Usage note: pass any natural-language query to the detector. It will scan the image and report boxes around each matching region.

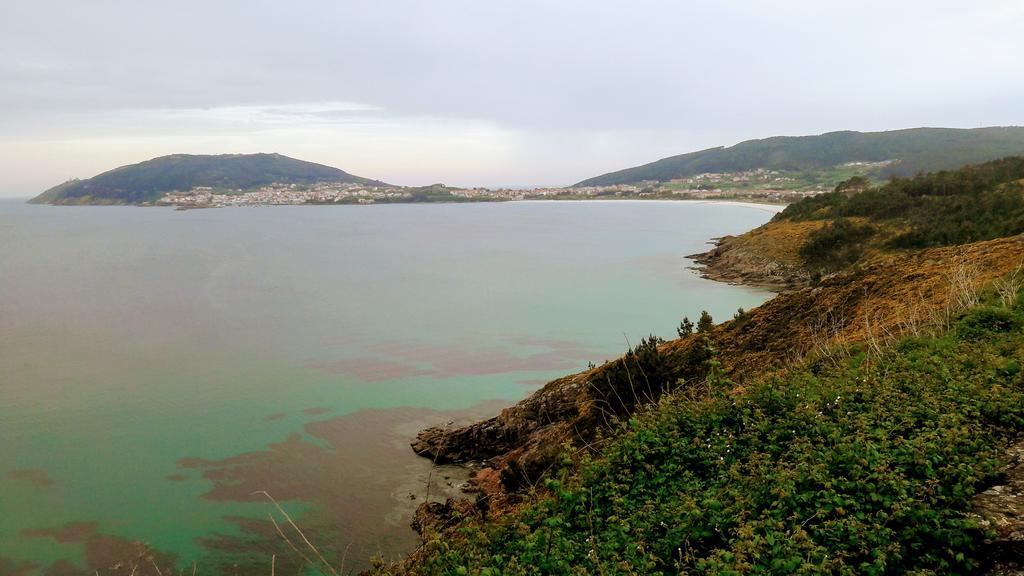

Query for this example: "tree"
[835,175,870,197]
[697,310,714,333]
[677,317,694,337]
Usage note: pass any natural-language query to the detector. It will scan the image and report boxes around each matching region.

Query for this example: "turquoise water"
[0,200,776,574]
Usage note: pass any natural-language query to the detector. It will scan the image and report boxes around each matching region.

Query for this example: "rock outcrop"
[689,234,809,289]
[974,441,1024,574]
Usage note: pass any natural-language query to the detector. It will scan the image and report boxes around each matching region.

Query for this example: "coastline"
[403,210,792,553]
[27,196,793,210]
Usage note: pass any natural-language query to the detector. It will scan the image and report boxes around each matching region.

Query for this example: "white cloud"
[1,0,1023,197]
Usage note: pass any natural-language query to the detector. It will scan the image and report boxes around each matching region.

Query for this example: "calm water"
[0,200,776,574]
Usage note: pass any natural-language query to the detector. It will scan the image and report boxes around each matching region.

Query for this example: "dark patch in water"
[310,357,435,381]
[313,336,597,382]
[196,516,309,575]
[165,473,186,482]
[7,468,55,488]
[177,400,510,572]
[21,521,177,575]
[264,412,286,421]
[0,556,38,576]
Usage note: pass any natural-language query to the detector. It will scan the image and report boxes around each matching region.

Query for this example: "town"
[158,174,833,208]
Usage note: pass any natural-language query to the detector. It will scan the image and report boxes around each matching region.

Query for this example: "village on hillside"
[157,167,850,208]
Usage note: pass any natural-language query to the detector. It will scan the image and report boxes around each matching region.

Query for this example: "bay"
[0,200,777,574]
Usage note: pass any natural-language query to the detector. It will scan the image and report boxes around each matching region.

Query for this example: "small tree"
[697,310,714,333]
[677,317,694,337]
[733,307,752,328]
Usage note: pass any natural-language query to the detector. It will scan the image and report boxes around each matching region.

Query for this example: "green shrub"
[799,218,876,271]
[590,336,672,417]
[955,305,1021,340]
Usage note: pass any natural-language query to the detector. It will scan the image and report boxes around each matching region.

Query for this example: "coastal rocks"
[411,498,478,538]
[689,234,808,290]
[411,371,589,466]
[974,441,1024,573]
[412,416,515,464]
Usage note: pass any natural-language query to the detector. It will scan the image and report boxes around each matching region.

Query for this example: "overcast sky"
[2,0,1023,197]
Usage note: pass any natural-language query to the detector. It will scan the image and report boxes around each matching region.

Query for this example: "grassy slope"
[576,127,1024,187]
[30,153,384,205]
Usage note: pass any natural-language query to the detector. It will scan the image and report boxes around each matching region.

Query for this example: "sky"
[2,0,1023,197]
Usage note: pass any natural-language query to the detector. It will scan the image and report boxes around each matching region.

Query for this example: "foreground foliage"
[412,291,1024,575]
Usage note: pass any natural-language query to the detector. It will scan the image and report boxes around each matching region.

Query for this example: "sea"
[0,199,778,574]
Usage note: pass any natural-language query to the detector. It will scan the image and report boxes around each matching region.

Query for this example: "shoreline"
[22,196,792,210]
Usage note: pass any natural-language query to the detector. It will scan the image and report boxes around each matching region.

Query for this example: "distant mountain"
[30,153,385,204]
[574,127,1024,187]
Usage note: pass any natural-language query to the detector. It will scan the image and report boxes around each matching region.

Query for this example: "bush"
[799,218,875,271]
[955,305,1021,340]
[590,336,672,417]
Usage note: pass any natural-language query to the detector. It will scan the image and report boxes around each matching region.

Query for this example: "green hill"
[30,153,385,204]
[688,156,1024,289]
[575,126,1024,187]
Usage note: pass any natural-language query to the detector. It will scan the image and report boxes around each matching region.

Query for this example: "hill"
[575,126,1024,187]
[692,155,1024,288]
[29,153,384,205]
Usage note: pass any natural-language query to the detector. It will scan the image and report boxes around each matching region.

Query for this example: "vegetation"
[677,317,694,338]
[697,310,715,334]
[798,219,876,271]
[375,184,482,204]
[575,127,1024,187]
[588,336,673,420]
[408,283,1024,575]
[776,156,1024,265]
[29,153,383,204]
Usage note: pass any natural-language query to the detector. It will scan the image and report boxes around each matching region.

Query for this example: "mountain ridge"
[575,126,1024,187]
[30,153,385,205]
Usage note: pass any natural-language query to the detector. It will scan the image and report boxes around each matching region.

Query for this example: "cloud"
[1,0,1023,196]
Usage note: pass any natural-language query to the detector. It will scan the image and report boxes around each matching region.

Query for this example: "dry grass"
[731,219,825,266]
